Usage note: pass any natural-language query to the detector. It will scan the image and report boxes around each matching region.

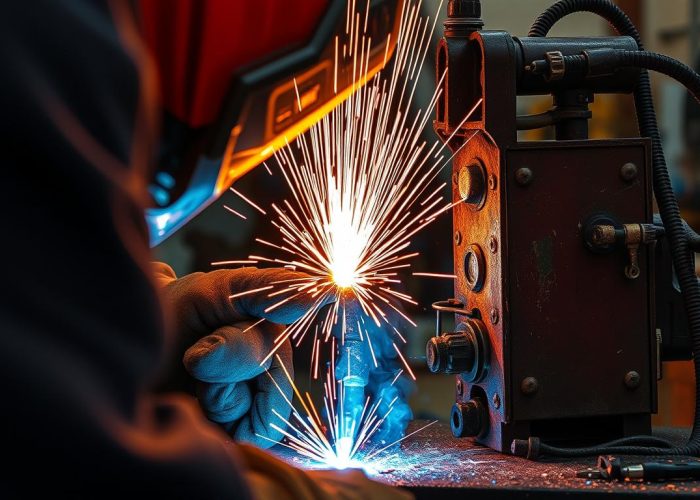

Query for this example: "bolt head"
[620,163,638,182]
[455,231,462,245]
[456,378,464,396]
[489,236,498,253]
[624,370,641,389]
[490,308,500,324]
[521,376,539,395]
[515,167,533,186]
[488,174,497,190]
[492,393,501,409]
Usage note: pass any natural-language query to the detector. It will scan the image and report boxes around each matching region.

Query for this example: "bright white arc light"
[326,185,371,289]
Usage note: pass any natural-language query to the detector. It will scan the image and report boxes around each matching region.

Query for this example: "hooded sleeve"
[0,1,251,496]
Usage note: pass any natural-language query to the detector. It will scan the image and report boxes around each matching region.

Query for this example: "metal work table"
[273,421,700,498]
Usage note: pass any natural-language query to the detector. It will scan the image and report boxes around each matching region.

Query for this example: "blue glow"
[149,185,170,206]
[156,171,176,189]
[146,157,222,246]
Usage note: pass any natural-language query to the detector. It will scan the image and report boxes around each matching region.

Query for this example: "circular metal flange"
[458,160,487,210]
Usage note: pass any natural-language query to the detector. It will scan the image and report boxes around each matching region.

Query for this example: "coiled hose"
[520,0,700,458]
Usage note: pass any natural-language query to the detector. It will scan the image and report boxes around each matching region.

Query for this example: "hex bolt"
[624,370,641,390]
[620,163,638,182]
[488,174,497,190]
[492,393,501,409]
[490,308,500,325]
[489,236,498,253]
[455,231,462,245]
[515,167,533,186]
[521,376,539,395]
[456,378,464,396]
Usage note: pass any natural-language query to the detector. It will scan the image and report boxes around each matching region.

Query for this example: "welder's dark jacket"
[0,2,252,497]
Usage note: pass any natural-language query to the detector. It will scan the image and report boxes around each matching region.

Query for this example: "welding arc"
[520,0,700,459]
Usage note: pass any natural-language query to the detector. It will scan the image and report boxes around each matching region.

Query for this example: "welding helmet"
[138,0,401,245]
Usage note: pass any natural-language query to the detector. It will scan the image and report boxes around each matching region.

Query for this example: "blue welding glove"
[154,263,329,449]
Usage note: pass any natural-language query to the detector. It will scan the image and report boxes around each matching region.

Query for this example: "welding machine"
[425,0,700,458]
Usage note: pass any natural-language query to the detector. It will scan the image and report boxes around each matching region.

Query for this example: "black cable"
[521,0,700,459]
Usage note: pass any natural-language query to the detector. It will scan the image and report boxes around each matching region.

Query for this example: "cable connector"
[511,437,541,459]
[582,48,623,77]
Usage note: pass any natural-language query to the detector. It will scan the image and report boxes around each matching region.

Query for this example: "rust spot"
[531,237,556,310]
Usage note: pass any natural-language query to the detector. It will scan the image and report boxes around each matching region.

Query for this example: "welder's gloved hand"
[153,262,328,449]
[240,443,414,500]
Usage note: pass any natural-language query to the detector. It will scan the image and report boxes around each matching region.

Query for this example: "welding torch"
[334,294,371,451]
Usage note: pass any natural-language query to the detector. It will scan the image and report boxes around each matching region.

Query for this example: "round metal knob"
[425,318,490,382]
[426,332,475,374]
[451,399,488,438]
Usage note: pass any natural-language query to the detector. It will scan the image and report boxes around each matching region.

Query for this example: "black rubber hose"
[526,0,700,458]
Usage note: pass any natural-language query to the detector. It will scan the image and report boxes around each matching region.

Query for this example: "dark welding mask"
[137,0,401,245]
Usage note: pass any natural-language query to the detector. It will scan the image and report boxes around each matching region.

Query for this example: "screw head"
[455,231,462,245]
[489,236,498,253]
[521,376,539,395]
[456,378,464,396]
[490,308,500,325]
[488,174,497,190]
[492,393,501,409]
[515,167,533,186]
[620,162,638,182]
[624,370,641,390]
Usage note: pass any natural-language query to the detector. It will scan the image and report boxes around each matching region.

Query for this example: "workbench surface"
[272,421,700,498]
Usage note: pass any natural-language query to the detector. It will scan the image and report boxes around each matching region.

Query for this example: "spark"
[211,259,258,266]
[230,187,267,215]
[228,285,274,299]
[223,204,247,220]
[257,354,437,471]
[412,272,457,279]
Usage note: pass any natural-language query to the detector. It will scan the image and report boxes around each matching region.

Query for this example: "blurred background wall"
[155,0,699,428]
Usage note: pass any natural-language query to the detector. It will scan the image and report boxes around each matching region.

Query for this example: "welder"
[0,0,411,498]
